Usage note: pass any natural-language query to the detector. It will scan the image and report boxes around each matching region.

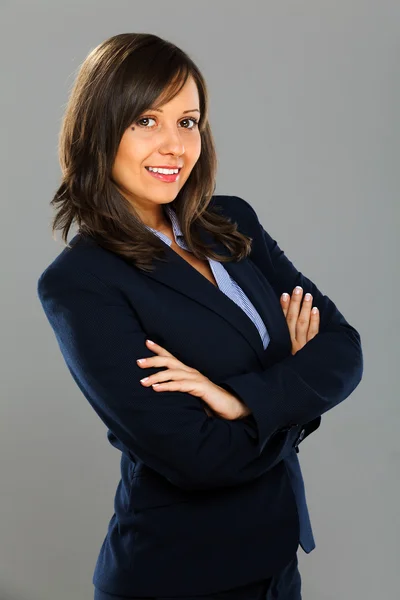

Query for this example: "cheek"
[113,146,142,180]
[121,142,140,166]
[112,156,128,185]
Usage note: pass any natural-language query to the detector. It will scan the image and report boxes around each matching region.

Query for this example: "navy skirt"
[94,552,301,600]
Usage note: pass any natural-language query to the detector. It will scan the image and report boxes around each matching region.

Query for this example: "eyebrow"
[149,108,200,114]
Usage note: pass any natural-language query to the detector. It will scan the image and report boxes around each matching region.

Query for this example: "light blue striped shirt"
[144,203,315,553]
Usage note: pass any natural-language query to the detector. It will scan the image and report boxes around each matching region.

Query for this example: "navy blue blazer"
[37,194,363,598]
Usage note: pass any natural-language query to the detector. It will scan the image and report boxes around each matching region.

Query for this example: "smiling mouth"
[145,167,182,172]
[144,167,182,183]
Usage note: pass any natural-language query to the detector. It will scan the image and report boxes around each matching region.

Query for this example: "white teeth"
[147,167,179,175]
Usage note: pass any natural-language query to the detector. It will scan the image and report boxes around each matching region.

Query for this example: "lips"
[145,166,182,171]
[145,167,181,183]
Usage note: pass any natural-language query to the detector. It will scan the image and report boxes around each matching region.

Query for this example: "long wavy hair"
[50,32,253,272]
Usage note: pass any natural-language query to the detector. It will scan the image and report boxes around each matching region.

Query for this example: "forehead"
[153,75,200,111]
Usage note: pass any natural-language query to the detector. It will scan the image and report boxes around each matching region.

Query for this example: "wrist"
[234,398,252,420]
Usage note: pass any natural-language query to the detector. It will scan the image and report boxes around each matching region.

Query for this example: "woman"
[37,33,363,600]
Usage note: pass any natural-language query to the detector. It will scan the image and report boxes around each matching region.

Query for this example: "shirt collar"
[144,204,183,247]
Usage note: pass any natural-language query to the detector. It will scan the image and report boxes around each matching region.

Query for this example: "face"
[111,75,202,228]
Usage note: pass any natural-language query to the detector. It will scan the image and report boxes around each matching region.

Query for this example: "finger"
[140,368,199,387]
[295,292,313,347]
[307,306,320,341]
[137,355,194,373]
[150,378,205,398]
[145,339,173,357]
[280,293,290,317]
[285,286,303,340]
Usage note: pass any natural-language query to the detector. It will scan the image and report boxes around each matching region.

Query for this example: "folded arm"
[38,265,312,492]
[37,198,362,490]
[218,196,364,452]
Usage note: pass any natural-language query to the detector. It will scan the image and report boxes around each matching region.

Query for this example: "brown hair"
[50,32,253,272]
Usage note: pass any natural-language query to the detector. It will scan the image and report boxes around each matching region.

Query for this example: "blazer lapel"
[142,227,292,369]
[73,224,291,369]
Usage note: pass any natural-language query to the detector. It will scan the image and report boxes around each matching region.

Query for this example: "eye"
[180,117,199,129]
[136,117,157,128]
[135,116,199,130]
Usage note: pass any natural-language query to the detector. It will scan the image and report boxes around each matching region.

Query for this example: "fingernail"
[137,358,146,364]
[147,339,155,345]
[282,293,289,301]
[140,377,149,383]
[304,293,311,301]
[294,286,302,294]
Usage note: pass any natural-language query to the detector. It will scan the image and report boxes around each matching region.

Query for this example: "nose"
[159,123,185,156]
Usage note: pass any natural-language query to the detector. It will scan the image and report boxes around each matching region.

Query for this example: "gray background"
[1,1,398,599]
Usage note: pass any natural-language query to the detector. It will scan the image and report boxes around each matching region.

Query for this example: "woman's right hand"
[280,286,320,355]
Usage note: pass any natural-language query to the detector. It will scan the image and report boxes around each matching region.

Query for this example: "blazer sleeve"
[218,196,364,452]
[37,264,314,492]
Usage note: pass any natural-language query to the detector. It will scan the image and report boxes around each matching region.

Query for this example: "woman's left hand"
[137,339,251,421]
